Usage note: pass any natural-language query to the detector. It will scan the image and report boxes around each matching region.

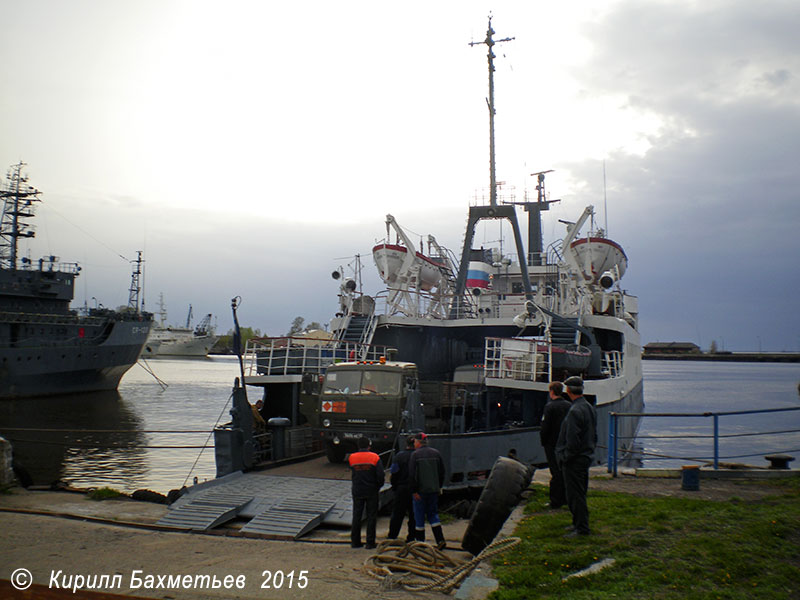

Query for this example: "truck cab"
[317,359,423,463]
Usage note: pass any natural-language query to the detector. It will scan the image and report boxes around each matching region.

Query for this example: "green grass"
[490,476,800,599]
[87,486,124,501]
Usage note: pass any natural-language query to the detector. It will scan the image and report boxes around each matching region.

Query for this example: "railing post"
[713,414,719,470]
[608,413,616,475]
[613,413,619,477]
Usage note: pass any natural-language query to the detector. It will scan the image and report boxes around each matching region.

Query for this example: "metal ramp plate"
[241,498,336,539]
[156,491,254,530]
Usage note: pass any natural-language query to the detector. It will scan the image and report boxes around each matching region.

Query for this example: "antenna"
[603,161,608,234]
[127,251,144,313]
[470,16,514,207]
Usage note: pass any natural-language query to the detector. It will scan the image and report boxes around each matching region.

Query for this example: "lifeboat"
[372,244,446,291]
[569,237,628,284]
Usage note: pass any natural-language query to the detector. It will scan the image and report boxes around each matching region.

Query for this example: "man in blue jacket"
[408,432,446,548]
[556,376,597,536]
[349,436,385,549]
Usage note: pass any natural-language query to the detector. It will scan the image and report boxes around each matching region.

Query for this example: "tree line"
[212,316,324,354]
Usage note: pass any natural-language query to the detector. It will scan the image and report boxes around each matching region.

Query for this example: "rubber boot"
[432,525,446,550]
[415,528,426,542]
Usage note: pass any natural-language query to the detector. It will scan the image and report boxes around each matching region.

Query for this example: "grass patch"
[490,476,800,599]
[88,487,124,501]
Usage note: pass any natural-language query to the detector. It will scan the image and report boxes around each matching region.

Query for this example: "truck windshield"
[322,370,403,395]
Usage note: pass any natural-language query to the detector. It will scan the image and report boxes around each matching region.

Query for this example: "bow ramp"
[157,471,355,539]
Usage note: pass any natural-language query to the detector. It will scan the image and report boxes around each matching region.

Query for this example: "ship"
[0,162,153,399]
[142,297,218,357]
[214,18,643,485]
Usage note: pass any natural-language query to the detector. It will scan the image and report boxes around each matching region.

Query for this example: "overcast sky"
[2,0,798,351]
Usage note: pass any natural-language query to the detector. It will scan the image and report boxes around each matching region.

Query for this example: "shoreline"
[642,352,800,363]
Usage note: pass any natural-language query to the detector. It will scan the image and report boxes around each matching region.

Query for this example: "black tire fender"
[461,457,533,555]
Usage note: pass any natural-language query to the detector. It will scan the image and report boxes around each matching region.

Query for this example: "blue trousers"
[412,492,440,535]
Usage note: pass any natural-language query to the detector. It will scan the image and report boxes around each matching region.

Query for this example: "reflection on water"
[0,356,241,493]
[0,390,148,488]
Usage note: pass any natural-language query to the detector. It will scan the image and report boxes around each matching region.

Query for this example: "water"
[636,360,800,468]
[1,358,799,493]
[0,357,242,494]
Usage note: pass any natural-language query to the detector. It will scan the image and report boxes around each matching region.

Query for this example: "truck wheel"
[461,457,533,555]
[325,441,346,464]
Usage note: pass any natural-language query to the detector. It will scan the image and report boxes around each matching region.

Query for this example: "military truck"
[317,359,424,463]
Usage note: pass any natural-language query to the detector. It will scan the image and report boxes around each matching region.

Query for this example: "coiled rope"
[364,537,520,594]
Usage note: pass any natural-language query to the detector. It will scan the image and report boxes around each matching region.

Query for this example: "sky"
[1,0,799,351]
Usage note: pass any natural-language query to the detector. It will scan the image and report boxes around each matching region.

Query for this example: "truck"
[317,358,424,463]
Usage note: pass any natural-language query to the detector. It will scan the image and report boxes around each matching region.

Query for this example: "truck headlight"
[323,419,331,427]
[385,420,394,429]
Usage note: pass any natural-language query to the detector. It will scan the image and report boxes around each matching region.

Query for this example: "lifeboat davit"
[372,244,445,291]
[569,237,628,284]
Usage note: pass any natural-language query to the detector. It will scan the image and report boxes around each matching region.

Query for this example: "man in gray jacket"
[555,376,597,536]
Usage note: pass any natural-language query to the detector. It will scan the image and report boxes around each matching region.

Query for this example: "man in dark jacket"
[387,436,416,542]
[348,436,385,549]
[555,376,597,536]
[408,432,446,548]
[540,381,571,509]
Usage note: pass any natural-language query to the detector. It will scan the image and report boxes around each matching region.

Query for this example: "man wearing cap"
[408,432,446,548]
[348,436,385,549]
[540,381,571,509]
[555,376,597,536]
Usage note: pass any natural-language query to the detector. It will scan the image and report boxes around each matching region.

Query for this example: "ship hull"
[143,331,217,357]
[0,320,151,399]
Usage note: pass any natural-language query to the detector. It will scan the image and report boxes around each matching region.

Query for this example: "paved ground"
[2,466,794,599]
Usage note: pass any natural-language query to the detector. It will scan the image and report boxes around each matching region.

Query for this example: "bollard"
[764,454,795,470]
[681,465,700,491]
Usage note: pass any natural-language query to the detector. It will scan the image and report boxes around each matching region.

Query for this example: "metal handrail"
[608,406,800,475]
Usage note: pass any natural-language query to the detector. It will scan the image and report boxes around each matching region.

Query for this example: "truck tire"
[461,457,533,555]
[325,441,346,464]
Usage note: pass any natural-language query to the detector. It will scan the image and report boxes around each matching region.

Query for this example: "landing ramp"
[159,469,387,538]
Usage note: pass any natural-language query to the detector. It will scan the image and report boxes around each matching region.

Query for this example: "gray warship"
[0,162,153,399]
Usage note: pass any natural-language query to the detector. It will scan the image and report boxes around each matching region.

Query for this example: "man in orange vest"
[348,436,385,549]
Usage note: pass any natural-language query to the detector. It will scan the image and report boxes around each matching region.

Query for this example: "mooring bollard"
[764,454,795,470]
[681,465,700,491]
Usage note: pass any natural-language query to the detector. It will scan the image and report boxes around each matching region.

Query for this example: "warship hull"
[0,319,151,399]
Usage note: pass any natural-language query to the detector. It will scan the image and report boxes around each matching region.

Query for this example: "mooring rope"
[363,537,521,593]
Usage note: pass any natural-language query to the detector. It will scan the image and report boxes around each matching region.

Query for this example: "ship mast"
[452,18,533,312]
[0,162,42,270]
[470,17,514,207]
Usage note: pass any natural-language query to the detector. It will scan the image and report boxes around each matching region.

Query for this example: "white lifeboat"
[372,244,445,291]
[569,237,628,284]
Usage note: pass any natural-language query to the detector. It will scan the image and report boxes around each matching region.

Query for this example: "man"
[408,432,446,548]
[555,376,597,537]
[387,437,416,542]
[540,381,571,509]
[348,436,385,549]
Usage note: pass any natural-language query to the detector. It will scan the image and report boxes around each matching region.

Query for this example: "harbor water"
[0,358,798,494]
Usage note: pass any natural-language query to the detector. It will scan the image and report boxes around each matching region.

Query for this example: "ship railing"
[608,407,800,475]
[484,337,550,383]
[602,350,623,377]
[372,286,573,321]
[243,337,390,377]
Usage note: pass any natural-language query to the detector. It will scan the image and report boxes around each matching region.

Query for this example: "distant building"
[643,342,701,356]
